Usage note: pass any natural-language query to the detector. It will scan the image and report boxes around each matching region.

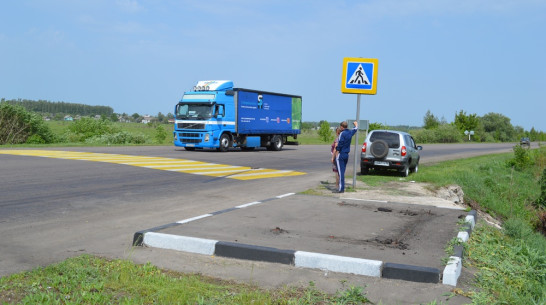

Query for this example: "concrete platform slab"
[134,193,468,283]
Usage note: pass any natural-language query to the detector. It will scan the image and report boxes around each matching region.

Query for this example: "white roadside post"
[341,57,378,189]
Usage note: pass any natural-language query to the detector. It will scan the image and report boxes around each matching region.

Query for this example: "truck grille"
[180,133,200,138]
[178,132,201,144]
[178,123,205,129]
[181,139,200,144]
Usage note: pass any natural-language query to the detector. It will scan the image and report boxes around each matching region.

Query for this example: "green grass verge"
[0,255,370,305]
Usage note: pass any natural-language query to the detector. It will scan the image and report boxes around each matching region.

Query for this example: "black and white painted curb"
[133,193,476,286]
[442,210,477,286]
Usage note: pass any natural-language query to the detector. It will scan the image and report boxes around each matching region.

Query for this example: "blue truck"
[173,80,302,152]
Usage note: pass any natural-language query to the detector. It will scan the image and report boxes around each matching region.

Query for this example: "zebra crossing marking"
[0,150,306,180]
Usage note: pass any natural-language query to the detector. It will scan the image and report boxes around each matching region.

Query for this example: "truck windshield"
[176,103,214,120]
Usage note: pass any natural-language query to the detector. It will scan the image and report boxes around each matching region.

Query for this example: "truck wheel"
[270,135,283,151]
[218,134,231,152]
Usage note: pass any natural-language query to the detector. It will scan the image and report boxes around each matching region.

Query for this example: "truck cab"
[174,80,235,151]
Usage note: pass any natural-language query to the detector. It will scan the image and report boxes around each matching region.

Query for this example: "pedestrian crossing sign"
[341,57,378,94]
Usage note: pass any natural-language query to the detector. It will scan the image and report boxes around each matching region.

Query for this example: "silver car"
[360,130,422,177]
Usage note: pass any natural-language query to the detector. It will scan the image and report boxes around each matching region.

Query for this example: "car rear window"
[369,132,400,148]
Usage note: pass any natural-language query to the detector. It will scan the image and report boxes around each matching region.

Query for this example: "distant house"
[64,115,73,121]
[94,115,101,120]
[142,115,153,124]
[168,118,175,124]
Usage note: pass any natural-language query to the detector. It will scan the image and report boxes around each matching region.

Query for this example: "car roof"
[370,130,410,136]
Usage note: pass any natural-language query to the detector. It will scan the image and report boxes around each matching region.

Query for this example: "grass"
[0,255,370,305]
[44,121,175,146]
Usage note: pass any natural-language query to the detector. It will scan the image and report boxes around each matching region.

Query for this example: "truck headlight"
[204,133,210,142]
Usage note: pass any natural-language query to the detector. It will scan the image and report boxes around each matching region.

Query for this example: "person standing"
[331,127,341,188]
[334,121,358,193]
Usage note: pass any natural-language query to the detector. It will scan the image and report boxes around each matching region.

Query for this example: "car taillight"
[401,146,407,156]
[362,142,367,152]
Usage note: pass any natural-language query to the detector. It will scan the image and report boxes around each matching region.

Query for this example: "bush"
[0,102,56,144]
[154,125,168,144]
[507,145,533,170]
[410,124,462,143]
[84,132,149,145]
[68,117,120,141]
[318,121,332,143]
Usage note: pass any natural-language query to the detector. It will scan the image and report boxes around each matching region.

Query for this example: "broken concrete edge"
[442,209,477,286]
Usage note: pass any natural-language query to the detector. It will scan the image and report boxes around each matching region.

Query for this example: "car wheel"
[361,166,369,175]
[370,140,389,158]
[218,134,231,152]
[400,165,409,177]
[412,163,419,173]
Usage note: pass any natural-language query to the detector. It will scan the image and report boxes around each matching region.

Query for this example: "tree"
[318,120,333,143]
[110,113,119,122]
[423,110,440,130]
[454,110,479,134]
[368,122,386,131]
[301,122,314,131]
[530,127,538,141]
[480,112,516,142]
[157,112,165,123]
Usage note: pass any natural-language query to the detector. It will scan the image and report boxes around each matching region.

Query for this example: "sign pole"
[353,94,361,189]
[341,57,377,191]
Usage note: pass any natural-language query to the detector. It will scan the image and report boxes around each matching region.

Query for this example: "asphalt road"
[0,142,525,304]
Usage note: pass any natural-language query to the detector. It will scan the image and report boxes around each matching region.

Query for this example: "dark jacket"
[336,127,357,154]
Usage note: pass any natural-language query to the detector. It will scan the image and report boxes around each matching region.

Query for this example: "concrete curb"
[133,193,477,285]
[442,209,477,286]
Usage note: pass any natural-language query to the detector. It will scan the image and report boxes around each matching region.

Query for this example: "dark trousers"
[335,153,349,191]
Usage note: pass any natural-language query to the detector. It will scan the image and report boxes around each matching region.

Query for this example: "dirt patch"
[318,180,466,210]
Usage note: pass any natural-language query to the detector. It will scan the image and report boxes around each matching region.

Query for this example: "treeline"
[310,110,545,144]
[416,110,545,143]
[1,98,113,117]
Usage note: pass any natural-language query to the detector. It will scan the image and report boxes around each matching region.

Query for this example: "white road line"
[176,214,213,224]
[276,193,295,198]
[236,201,262,208]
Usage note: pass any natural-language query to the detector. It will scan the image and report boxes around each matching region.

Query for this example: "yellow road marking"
[0,150,306,180]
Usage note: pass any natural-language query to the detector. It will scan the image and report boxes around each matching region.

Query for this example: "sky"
[1,0,545,131]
